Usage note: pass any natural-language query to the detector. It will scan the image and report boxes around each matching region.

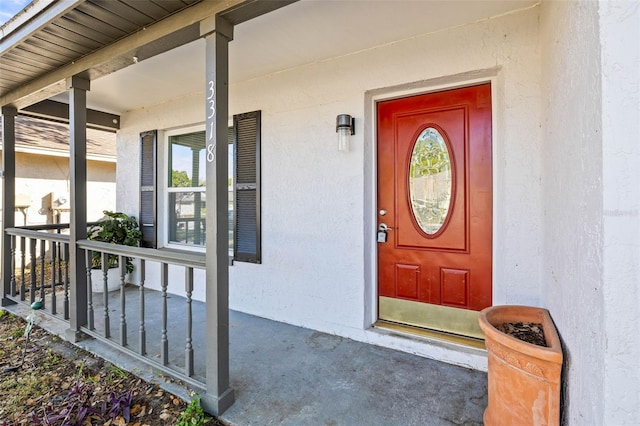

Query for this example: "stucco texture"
[117,6,542,370]
[115,1,640,418]
[541,0,640,423]
[232,6,544,354]
[599,0,640,423]
[0,153,115,225]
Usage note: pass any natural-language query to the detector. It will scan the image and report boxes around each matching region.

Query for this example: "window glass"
[169,132,206,188]
[166,130,234,249]
[409,127,452,235]
[168,131,206,246]
[169,191,206,245]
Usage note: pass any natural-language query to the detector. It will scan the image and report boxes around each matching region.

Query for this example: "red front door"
[377,83,492,337]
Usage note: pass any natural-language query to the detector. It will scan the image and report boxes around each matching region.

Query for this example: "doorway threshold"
[374,319,486,350]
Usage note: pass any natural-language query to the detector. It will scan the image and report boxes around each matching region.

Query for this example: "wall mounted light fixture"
[336,114,355,152]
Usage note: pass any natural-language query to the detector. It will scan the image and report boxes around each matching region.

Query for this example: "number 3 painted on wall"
[207,80,216,119]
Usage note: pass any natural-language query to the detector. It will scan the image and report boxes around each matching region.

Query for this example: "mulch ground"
[0,309,223,425]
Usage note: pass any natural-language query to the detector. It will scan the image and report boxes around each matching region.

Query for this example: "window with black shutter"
[140,112,260,260]
[233,111,261,263]
[140,130,157,248]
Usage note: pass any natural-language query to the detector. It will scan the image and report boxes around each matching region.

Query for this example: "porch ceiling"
[1,0,538,115]
[0,0,203,109]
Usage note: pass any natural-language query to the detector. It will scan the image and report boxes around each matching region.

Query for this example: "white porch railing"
[3,224,207,391]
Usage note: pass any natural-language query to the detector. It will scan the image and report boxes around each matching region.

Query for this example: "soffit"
[60,0,540,114]
[2,0,539,115]
[0,0,201,107]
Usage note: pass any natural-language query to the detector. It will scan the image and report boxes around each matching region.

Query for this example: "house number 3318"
[207,79,216,163]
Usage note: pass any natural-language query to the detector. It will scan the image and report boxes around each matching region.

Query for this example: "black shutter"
[140,130,157,248]
[233,111,261,263]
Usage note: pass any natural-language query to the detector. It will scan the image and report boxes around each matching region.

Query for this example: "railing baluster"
[86,249,93,329]
[9,235,16,297]
[39,239,45,302]
[63,243,70,320]
[57,242,63,289]
[29,238,36,304]
[50,241,57,314]
[5,227,211,390]
[161,262,169,366]
[102,252,110,339]
[119,255,127,347]
[139,259,146,355]
[185,267,194,377]
[19,237,25,301]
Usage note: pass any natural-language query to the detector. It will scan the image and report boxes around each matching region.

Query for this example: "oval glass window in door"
[409,127,452,235]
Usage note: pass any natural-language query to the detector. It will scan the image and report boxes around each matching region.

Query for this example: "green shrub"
[88,211,142,273]
[176,395,206,426]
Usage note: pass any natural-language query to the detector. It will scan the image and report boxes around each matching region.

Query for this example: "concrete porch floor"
[5,286,487,425]
[222,311,487,425]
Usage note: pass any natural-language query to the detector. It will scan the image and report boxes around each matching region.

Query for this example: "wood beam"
[0,0,247,110]
[20,99,120,131]
[220,0,298,24]
[201,15,235,416]
[1,106,17,306]
[65,75,89,341]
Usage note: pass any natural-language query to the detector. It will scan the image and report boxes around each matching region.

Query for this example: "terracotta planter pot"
[479,305,563,426]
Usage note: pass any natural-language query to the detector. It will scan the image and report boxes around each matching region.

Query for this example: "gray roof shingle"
[0,115,115,158]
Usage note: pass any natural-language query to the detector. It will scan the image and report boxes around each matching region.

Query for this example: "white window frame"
[162,124,207,253]
[160,123,234,254]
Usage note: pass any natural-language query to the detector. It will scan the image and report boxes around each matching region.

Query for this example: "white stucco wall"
[540,0,640,423]
[117,6,543,370]
[599,1,640,423]
[540,1,604,423]
[0,153,116,226]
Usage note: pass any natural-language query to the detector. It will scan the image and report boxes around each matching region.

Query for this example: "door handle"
[378,223,393,231]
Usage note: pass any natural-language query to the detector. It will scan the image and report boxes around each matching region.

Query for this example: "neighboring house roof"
[0,115,115,161]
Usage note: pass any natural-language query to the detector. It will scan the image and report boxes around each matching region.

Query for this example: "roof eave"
[0,0,85,56]
[0,0,237,110]
[12,145,116,163]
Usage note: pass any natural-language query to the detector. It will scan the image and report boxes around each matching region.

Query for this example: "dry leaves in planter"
[496,321,547,347]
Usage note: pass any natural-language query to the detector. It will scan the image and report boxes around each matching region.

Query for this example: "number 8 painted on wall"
[207,144,216,162]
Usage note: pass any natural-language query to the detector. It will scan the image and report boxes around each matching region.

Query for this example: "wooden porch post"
[65,75,89,341]
[200,15,235,415]
[1,106,17,306]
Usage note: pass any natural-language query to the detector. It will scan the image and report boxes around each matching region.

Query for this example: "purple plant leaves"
[30,376,136,425]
